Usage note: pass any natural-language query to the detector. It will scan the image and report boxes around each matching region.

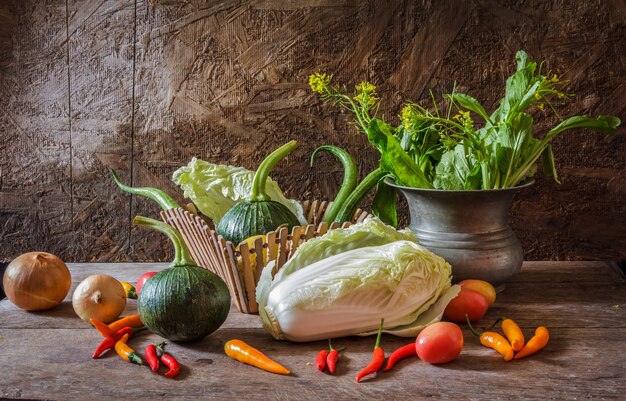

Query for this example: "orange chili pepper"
[514,326,549,360]
[109,314,143,333]
[91,314,144,337]
[467,316,514,361]
[500,317,524,352]
[224,339,290,375]
[114,333,143,365]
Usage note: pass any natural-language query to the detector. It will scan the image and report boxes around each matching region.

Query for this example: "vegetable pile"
[3,49,587,383]
[89,314,182,378]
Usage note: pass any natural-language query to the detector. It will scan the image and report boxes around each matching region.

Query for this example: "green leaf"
[545,115,621,141]
[494,51,537,123]
[372,178,398,228]
[433,144,480,190]
[541,144,560,184]
[367,119,433,188]
[447,93,491,123]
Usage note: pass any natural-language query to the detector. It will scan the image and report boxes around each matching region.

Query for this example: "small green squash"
[217,141,300,245]
[134,216,231,342]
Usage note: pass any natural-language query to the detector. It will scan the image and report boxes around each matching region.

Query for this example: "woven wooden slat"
[238,242,258,314]
[167,201,370,314]
[220,237,249,314]
[253,236,265,285]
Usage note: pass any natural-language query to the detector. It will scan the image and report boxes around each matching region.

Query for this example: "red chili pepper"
[356,319,385,383]
[316,349,328,372]
[157,343,180,378]
[383,342,416,372]
[145,343,160,372]
[161,353,180,378]
[326,340,345,374]
[92,326,133,359]
[326,348,339,373]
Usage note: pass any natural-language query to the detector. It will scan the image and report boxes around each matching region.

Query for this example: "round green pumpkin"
[216,140,301,245]
[138,265,231,342]
[217,200,300,245]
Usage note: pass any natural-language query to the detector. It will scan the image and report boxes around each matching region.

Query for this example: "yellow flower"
[309,72,332,94]
[401,105,413,130]
[537,103,545,111]
[355,81,376,94]
[353,81,378,106]
[550,74,559,83]
[454,110,470,120]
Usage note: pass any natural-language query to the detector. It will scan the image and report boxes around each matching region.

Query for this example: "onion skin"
[72,274,127,323]
[3,252,71,311]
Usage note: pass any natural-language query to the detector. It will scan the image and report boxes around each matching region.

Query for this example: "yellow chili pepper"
[501,318,525,352]
[224,339,290,375]
[467,315,514,361]
[479,331,514,361]
[115,333,143,365]
[514,326,549,360]
[120,281,137,299]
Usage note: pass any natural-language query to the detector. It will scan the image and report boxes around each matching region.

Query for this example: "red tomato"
[135,271,157,296]
[415,322,463,364]
[443,288,489,323]
[458,279,497,305]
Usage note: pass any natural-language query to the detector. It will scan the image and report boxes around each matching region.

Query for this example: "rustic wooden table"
[1,261,625,400]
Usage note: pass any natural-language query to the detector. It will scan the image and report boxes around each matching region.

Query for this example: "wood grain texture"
[0,0,624,263]
[68,0,136,262]
[0,261,625,400]
[0,0,73,259]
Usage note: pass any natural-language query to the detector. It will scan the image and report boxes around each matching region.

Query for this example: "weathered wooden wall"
[0,0,624,263]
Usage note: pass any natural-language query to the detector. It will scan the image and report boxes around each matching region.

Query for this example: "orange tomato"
[458,279,496,305]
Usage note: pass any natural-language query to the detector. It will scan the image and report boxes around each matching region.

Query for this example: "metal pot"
[385,178,534,292]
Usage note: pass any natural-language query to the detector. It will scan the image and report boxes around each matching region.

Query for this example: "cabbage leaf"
[257,232,457,342]
[172,158,305,225]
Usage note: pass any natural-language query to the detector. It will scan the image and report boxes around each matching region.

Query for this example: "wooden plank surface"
[1,261,625,400]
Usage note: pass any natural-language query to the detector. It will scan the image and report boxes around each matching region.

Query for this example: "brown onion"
[3,252,72,311]
[72,274,126,323]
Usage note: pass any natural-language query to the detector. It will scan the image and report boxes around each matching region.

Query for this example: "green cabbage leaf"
[172,158,305,225]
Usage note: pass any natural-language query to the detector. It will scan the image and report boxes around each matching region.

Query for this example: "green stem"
[465,315,482,337]
[327,339,346,352]
[374,318,384,349]
[310,145,358,223]
[324,89,371,134]
[111,170,180,211]
[133,216,195,267]
[251,141,299,202]
[334,168,385,223]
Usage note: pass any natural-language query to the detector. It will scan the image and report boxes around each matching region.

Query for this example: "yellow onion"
[3,252,72,311]
[72,274,126,323]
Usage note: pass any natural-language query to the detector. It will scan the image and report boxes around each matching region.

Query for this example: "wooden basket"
[161,200,370,314]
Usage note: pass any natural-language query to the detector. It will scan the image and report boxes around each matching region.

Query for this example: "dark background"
[0,0,624,264]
